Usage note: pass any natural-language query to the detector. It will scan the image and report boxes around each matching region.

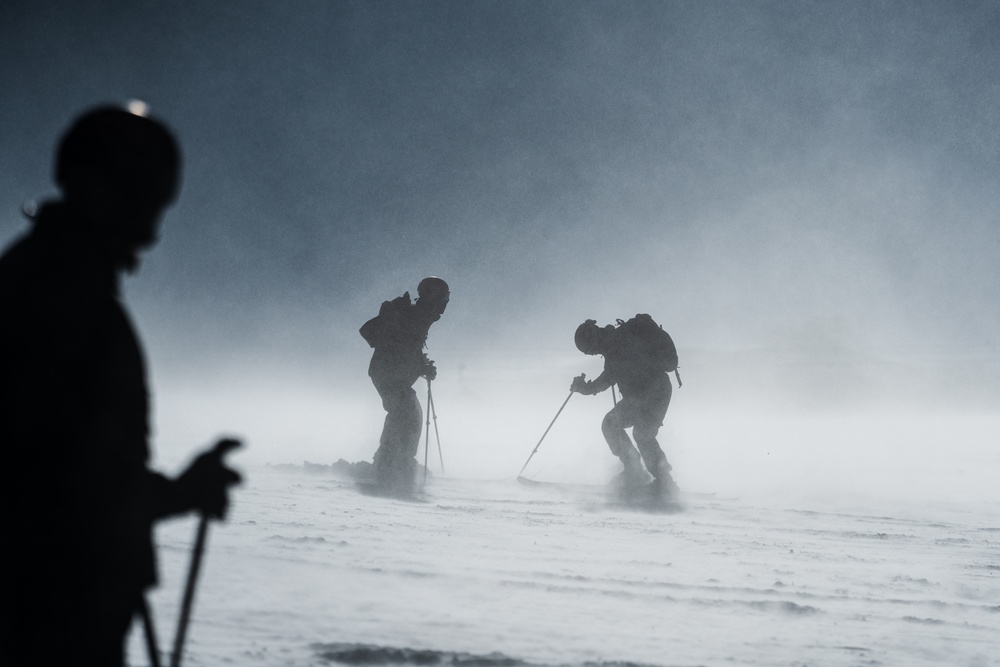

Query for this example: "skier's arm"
[570,370,613,395]
[587,369,615,394]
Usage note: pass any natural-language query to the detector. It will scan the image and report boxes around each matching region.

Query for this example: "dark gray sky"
[2,1,998,465]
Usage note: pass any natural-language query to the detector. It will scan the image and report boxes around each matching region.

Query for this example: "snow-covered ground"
[131,463,1000,667]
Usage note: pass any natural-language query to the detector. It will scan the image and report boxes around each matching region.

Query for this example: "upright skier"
[360,277,449,492]
[570,315,679,494]
[0,103,242,667]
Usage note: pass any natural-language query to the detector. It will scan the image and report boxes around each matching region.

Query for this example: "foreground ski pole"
[171,438,241,667]
[171,515,209,667]
[140,597,163,667]
[517,390,574,478]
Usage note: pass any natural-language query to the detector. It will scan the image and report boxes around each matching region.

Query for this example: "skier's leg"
[400,386,423,460]
[603,402,644,483]
[374,384,422,490]
[633,379,677,493]
[632,422,669,478]
[372,380,410,486]
[390,386,422,488]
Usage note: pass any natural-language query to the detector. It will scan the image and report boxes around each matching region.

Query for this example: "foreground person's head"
[56,101,181,270]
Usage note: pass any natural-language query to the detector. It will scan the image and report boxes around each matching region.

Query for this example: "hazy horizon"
[2,1,997,503]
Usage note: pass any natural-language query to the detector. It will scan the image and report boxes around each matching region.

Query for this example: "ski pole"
[517,390,574,478]
[171,515,209,667]
[139,596,163,667]
[611,384,618,406]
[423,380,432,486]
[171,438,240,667]
[428,382,444,473]
[674,369,682,388]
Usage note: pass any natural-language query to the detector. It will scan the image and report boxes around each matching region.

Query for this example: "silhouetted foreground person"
[570,315,680,494]
[0,104,241,667]
[360,277,449,493]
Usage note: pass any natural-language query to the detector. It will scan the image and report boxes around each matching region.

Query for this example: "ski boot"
[373,454,416,497]
[611,447,649,489]
[649,461,680,498]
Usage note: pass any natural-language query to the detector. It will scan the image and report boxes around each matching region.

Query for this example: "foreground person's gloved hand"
[175,438,243,518]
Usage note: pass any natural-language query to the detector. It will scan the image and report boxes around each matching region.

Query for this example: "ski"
[517,476,714,499]
[354,480,429,503]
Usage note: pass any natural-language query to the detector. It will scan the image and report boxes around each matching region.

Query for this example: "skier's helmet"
[56,102,181,206]
[574,319,602,355]
[417,276,450,304]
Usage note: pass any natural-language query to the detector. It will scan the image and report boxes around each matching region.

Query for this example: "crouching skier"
[570,314,680,496]
[0,103,242,667]
[360,277,449,494]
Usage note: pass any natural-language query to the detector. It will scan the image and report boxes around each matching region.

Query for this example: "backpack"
[615,313,678,373]
[359,292,412,348]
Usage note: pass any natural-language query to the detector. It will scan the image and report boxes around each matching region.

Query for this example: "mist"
[2,2,998,507]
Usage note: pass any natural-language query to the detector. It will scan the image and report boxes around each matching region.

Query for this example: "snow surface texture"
[132,467,1000,667]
